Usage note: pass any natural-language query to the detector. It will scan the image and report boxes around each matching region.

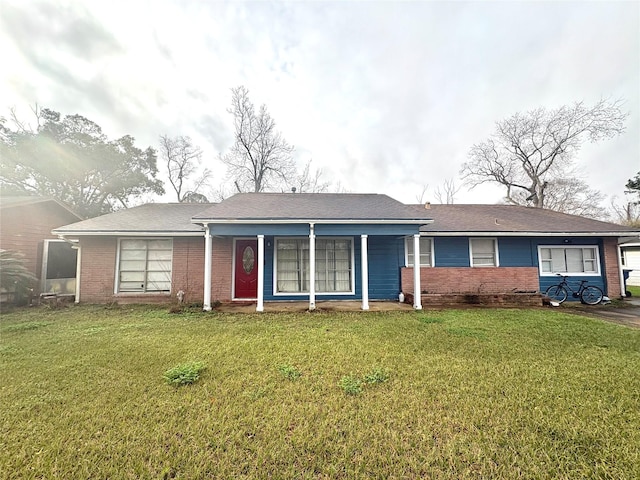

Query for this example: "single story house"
[52,193,640,310]
[0,196,82,297]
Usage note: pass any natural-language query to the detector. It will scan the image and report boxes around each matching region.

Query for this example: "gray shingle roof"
[1,195,81,219]
[53,203,211,235]
[192,193,430,221]
[415,204,638,235]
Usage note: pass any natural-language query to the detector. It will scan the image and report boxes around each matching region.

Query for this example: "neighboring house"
[0,196,82,296]
[53,193,640,310]
[621,242,640,287]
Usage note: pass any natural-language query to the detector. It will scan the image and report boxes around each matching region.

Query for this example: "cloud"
[1,0,637,205]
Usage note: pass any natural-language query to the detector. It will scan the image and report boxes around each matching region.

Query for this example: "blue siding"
[433,237,470,267]
[498,238,536,266]
[248,232,611,303]
[262,235,402,301]
[534,238,605,295]
[426,236,609,300]
[211,224,309,236]
[315,224,421,236]
[367,236,404,300]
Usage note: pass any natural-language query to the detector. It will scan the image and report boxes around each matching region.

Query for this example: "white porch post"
[413,234,422,310]
[309,223,316,311]
[617,242,626,298]
[361,234,369,310]
[74,244,81,304]
[257,235,265,311]
[203,225,212,311]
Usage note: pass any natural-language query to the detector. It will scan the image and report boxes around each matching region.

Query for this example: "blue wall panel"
[433,237,470,267]
[250,233,610,303]
[367,236,404,300]
[315,224,421,236]
[261,235,403,301]
[211,224,310,236]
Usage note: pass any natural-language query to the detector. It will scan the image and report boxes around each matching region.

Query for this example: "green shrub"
[277,364,302,380]
[163,362,206,386]
[339,375,363,395]
[364,367,390,385]
[0,250,36,305]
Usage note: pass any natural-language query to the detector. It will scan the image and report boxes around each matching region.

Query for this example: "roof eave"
[53,230,205,237]
[421,231,637,237]
[191,218,434,225]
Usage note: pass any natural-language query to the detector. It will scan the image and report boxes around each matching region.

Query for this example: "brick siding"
[401,266,540,295]
[602,237,622,298]
[0,202,80,290]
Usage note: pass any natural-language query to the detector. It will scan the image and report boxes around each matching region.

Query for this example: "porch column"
[361,234,369,310]
[413,234,422,310]
[256,235,265,311]
[617,243,626,298]
[203,225,212,311]
[309,223,316,311]
[74,244,81,304]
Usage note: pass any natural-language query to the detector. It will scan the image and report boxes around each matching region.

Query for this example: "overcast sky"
[1,0,638,205]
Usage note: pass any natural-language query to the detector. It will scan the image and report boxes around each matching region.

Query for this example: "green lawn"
[627,284,640,297]
[1,305,639,479]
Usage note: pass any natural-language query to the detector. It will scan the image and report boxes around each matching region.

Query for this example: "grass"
[1,305,639,479]
[627,284,640,297]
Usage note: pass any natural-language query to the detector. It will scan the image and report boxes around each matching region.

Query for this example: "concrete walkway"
[565,297,640,328]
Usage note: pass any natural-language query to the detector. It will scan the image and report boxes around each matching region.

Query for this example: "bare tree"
[415,184,429,204]
[461,99,628,208]
[222,86,295,193]
[292,159,330,193]
[609,171,640,226]
[159,135,210,202]
[434,179,460,204]
[522,177,608,219]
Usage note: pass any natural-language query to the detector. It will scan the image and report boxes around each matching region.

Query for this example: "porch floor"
[216,300,414,313]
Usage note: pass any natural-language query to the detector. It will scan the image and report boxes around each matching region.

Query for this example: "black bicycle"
[544,274,604,305]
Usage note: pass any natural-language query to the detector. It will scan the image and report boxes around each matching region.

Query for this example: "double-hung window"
[275,238,353,294]
[405,237,433,267]
[118,239,173,292]
[539,246,599,275]
[469,238,499,267]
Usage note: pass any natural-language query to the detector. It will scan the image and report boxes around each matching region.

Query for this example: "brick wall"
[171,237,205,303]
[211,237,233,302]
[401,266,540,295]
[78,237,118,302]
[602,237,622,298]
[0,202,80,287]
[77,235,222,304]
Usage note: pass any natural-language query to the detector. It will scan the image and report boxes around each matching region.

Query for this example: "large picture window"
[539,246,599,275]
[118,239,172,292]
[470,238,499,267]
[275,238,353,294]
[405,237,433,267]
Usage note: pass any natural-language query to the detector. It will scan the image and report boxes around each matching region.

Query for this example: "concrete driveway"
[566,298,640,328]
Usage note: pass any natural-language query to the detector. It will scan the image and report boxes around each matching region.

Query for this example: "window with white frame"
[275,238,353,294]
[469,238,498,267]
[538,246,599,275]
[405,237,433,267]
[118,239,172,292]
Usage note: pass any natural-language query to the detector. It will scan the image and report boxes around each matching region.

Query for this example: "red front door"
[234,239,258,299]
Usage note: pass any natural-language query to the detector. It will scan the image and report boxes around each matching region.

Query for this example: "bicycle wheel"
[545,285,568,304]
[580,286,603,305]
